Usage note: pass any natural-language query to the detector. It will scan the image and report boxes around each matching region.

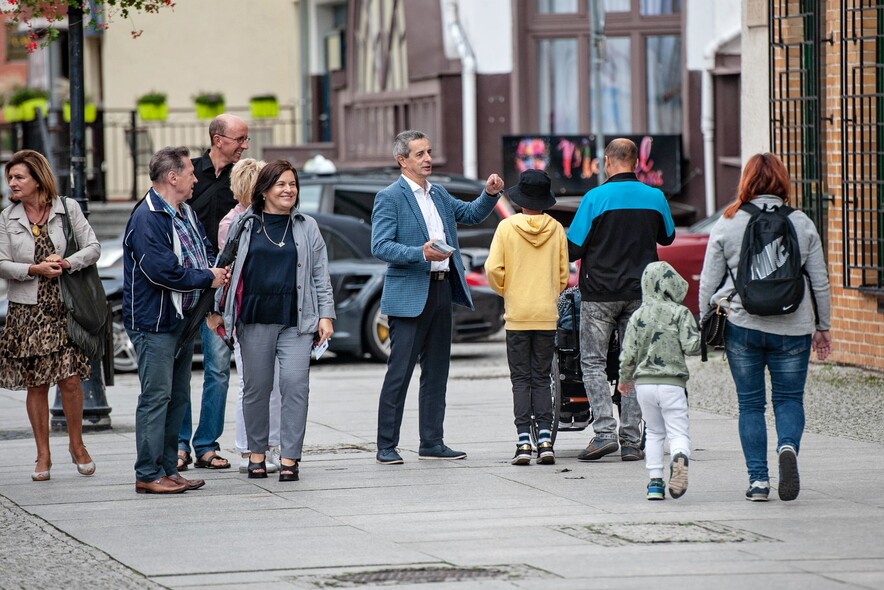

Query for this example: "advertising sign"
[502,134,682,196]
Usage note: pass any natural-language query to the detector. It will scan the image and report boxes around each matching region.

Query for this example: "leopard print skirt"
[0,231,90,390]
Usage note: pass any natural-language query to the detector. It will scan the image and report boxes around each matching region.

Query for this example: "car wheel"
[111,301,138,373]
[363,298,391,362]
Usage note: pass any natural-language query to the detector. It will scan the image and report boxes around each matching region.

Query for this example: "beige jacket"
[0,197,100,304]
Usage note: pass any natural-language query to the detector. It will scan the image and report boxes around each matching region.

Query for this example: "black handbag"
[59,197,108,358]
[700,295,732,362]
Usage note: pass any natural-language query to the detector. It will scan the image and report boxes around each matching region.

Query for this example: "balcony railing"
[0,105,304,201]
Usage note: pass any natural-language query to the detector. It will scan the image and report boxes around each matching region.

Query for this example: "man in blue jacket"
[566,138,675,462]
[123,146,229,494]
[371,130,504,464]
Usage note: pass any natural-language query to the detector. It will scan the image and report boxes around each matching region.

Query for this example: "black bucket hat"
[507,169,556,212]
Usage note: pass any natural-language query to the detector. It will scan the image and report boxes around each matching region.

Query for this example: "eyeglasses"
[217,134,250,145]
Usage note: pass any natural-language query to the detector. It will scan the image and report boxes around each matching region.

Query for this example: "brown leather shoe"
[135,477,187,494]
[167,473,205,490]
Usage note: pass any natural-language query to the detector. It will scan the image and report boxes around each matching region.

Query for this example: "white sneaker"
[266,446,281,474]
[238,454,249,474]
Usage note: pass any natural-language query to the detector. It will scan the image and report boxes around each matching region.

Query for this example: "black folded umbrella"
[174,214,260,359]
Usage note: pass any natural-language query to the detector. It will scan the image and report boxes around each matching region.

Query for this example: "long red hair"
[723,153,791,218]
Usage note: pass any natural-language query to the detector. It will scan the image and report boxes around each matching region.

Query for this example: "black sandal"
[279,460,299,482]
[247,456,267,479]
[177,451,192,471]
[194,452,230,469]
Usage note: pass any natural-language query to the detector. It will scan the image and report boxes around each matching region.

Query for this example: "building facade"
[743,0,884,370]
[302,0,743,223]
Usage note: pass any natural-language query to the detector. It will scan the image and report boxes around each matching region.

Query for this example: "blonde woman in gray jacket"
[698,153,831,503]
[0,150,99,481]
[212,160,334,483]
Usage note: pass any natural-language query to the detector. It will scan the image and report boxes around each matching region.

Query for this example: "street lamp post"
[589,0,606,183]
[50,3,112,431]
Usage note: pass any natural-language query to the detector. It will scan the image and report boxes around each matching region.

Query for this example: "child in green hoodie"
[485,169,569,465]
[618,261,701,500]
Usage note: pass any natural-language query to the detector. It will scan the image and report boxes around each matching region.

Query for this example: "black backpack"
[732,202,805,316]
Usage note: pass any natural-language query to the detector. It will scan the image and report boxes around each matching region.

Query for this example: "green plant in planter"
[136,91,168,121]
[8,87,49,121]
[193,91,225,119]
[250,94,279,119]
[64,95,97,124]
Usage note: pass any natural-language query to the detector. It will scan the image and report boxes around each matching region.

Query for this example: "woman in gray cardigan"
[698,153,832,503]
[0,150,100,481]
[212,160,334,482]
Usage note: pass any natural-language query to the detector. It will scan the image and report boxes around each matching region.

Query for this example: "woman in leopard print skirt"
[0,150,100,482]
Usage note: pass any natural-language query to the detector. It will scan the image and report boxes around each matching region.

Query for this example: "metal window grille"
[769,0,828,244]
[841,0,884,291]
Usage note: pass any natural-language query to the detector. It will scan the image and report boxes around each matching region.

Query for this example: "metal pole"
[589,0,606,183]
[51,3,112,431]
[130,109,138,200]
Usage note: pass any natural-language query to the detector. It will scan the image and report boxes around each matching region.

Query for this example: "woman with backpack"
[698,152,832,503]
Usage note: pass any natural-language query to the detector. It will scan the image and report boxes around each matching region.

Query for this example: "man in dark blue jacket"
[566,138,675,462]
[123,146,229,494]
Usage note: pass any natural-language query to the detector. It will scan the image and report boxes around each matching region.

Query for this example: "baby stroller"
[529,287,623,445]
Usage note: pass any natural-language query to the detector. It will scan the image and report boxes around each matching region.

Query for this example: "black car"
[35,212,502,372]
[297,168,514,249]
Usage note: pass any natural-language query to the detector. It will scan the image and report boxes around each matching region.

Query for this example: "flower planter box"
[63,103,97,123]
[195,102,225,120]
[19,98,48,121]
[137,102,168,121]
[250,98,279,119]
[3,105,21,123]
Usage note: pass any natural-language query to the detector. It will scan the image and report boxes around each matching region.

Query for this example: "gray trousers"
[579,299,643,447]
[238,323,313,460]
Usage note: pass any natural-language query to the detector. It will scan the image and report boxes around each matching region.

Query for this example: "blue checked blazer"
[371,176,499,317]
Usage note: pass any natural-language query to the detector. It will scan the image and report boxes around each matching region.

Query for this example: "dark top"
[188,150,236,251]
[566,172,676,302]
[240,213,299,326]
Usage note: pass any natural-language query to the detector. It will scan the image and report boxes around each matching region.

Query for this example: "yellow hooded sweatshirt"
[484,213,569,330]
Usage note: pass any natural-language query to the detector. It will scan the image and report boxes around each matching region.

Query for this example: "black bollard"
[51,358,112,431]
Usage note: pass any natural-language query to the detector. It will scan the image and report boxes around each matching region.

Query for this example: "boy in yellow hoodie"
[485,169,569,465]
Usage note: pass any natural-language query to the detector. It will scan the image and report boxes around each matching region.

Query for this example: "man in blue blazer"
[372,130,505,464]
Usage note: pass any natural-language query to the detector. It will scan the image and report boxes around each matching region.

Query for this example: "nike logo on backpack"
[782,304,794,311]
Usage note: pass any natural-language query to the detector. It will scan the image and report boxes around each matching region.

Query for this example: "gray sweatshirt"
[698,195,831,335]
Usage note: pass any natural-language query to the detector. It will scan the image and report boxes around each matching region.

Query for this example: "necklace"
[26,205,50,237]
[261,212,291,248]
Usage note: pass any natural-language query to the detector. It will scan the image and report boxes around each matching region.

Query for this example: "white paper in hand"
[313,339,329,360]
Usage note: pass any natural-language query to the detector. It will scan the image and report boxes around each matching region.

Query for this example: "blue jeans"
[129,324,195,483]
[579,299,643,447]
[178,321,231,457]
[725,323,811,483]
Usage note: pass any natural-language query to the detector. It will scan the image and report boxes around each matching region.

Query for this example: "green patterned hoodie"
[619,261,701,388]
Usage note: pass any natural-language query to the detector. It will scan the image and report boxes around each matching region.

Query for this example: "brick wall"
[767,0,884,370]
[821,0,884,370]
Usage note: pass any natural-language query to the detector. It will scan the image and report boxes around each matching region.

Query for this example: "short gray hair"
[604,138,638,168]
[208,117,227,143]
[393,130,428,161]
[149,146,190,182]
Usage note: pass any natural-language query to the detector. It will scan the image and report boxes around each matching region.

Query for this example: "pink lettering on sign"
[634,136,664,187]
[557,138,598,180]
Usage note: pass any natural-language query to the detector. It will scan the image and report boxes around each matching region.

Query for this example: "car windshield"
[298,184,323,212]
[687,207,725,234]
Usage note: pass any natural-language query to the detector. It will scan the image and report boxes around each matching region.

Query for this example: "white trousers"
[635,383,691,479]
[234,341,281,452]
